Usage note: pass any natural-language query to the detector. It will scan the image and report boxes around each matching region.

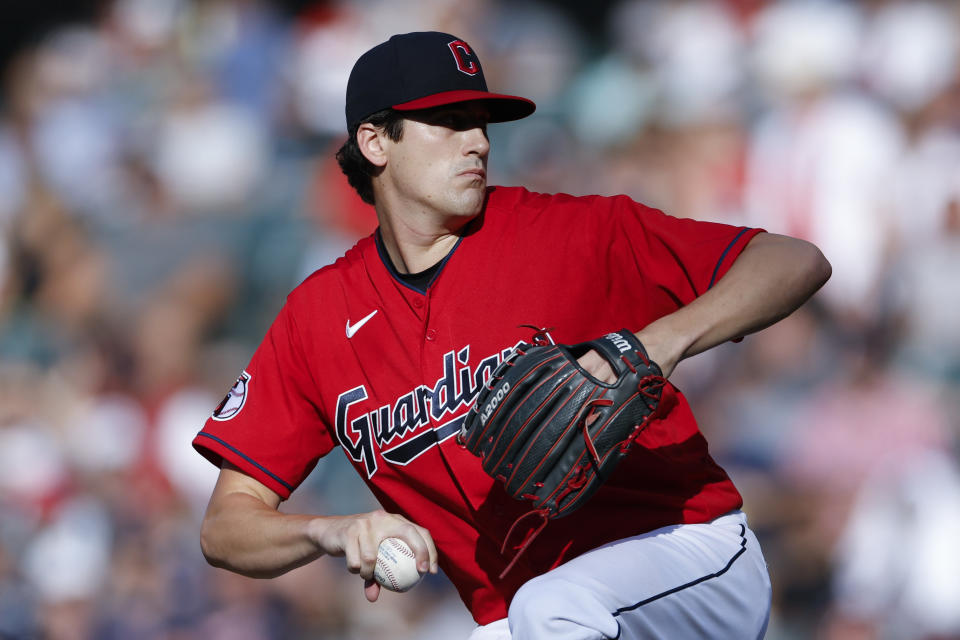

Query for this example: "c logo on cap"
[448,40,479,76]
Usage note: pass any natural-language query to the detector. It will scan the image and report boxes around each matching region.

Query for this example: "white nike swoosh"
[346,310,378,338]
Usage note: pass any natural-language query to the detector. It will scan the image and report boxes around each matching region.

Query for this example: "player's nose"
[462,124,489,157]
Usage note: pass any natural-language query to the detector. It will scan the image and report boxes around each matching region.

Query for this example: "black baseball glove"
[459,327,666,576]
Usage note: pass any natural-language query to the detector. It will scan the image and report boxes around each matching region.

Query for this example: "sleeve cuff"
[707,227,765,290]
[192,432,295,500]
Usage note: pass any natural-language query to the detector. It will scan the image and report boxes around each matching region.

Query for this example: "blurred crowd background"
[1,0,959,638]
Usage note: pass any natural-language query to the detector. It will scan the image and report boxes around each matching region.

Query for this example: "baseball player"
[194,32,831,639]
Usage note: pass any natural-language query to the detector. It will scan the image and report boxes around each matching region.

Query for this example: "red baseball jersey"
[193,186,763,624]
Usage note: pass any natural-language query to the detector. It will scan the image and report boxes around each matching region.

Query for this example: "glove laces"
[497,393,610,579]
[519,324,555,346]
[491,326,667,579]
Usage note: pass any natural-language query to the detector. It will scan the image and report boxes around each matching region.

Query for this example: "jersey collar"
[373,222,475,294]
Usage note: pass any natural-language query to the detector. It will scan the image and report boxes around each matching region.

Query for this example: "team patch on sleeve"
[212,371,251,421]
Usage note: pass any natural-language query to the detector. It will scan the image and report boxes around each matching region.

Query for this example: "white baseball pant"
[468,510,771,640]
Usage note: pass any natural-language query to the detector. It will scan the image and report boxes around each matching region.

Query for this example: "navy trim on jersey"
[708,228,751,290]
[381,415,465,465]
[611,524,748,631]
[374,225,471,294]
[195,432,294,491]
[399,260,444,291]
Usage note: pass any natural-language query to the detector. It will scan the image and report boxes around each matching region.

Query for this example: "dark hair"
[335,109,405,205]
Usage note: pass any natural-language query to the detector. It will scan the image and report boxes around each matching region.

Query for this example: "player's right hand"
[309,510,437,601]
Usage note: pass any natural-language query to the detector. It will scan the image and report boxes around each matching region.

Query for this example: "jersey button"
[413,298,424,308]
[426,328,437,341]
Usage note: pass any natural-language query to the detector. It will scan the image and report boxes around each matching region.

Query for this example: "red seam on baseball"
[378,558,401,590]
[391,539,415,558]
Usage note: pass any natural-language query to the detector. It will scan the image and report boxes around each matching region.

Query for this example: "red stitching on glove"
[552,464,589,511]
[499,508,551,579]
[637,375,665,401]
[567,464,588,489]
[571,397,613,469]
[519,324,555,346]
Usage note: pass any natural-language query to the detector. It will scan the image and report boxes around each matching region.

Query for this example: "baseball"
[374,537,424,592]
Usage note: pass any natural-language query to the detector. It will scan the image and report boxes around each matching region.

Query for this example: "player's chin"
[448,187,486,217]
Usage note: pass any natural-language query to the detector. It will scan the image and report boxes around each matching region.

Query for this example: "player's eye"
[414,108,488,132]
[447,113,487,132]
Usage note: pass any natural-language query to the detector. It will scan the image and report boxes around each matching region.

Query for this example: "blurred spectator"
[827,449,960,640]
[289,4,377,137]
[890,197,960,380]
[23,497,112,640]
[859,0,959,115]
[745,0,905,326]
[612,0,746,127]
[153,78,269,215]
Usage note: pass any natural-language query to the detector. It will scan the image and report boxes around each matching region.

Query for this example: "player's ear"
[357,122,388,168]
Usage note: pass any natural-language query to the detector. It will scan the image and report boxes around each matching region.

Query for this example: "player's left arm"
[641,232,830,376]
[582,232,830,380]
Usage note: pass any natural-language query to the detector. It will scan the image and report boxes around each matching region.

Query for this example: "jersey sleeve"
[192,302,334,499]
[605,195,764,311]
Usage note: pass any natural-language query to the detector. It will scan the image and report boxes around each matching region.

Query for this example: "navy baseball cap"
[345,31,536,131]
